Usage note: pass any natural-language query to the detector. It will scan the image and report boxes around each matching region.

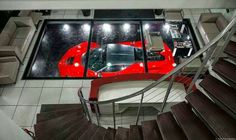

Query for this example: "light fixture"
[123,23,131,31]
[139,63,144,67]
[121,66,126,70]
[63,24,70,31]
[102,23,112,32]
[163,23,170,33]
[144,24,150,30]
[42,35,48,43]
[32,64,37,71]
[187,35,190,40]
[172,63,177,67]
[107,62,112,67]
[74,63,79,67]
[82,23,91,32]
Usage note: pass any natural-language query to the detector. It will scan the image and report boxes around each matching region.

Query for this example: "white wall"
[0,0,236,10]
[0,110,33,140]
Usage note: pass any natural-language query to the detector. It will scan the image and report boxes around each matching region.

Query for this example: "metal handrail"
[79,17,236,105]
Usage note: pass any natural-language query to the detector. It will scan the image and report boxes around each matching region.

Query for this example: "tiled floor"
[0,9,213,131]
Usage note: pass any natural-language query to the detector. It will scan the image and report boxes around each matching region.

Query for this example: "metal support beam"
[136,92,144,125]
[94,104,100,126]
[160,73,177,112]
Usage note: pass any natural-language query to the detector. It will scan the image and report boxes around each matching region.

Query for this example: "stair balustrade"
[78,17,236,129]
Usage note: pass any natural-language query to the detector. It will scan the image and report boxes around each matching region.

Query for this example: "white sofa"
[0,17,36,62]
[18,10,43,25]
[0,56,20,85]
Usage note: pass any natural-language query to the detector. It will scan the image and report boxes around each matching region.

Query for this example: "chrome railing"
[78,17,236,128]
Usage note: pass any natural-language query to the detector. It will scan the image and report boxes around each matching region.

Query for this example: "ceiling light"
[123,23,131,31]
[144,24,150,30]
[102,23,112,32]
[107,62,112,67]
[74,63,79,67]
[63,24,70,31]
[82,23,91,32]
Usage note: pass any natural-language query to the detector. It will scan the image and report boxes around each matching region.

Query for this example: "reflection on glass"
[86,22,145,77]
[29,21,92,78]
[143,21,175,74]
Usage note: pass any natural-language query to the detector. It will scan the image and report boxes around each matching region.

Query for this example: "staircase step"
[171,102,214,140]
[213,59,236,87]
[115,127,129,140]
[224,41,236,58]
[141,120,162,140]
[186,90,236,138]
[35,112,82,140]
[78,124,98,140]
[91,126,107,140]
[37,108,83,123]
[65,121,91,140]
[40,104,81,113]
[52,117,88,140]
[200,75,236,115]
[129,125,143,140]
[103,127,116,140]
[157,112,187,140]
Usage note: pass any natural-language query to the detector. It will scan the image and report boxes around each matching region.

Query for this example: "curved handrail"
[79,17,236,105]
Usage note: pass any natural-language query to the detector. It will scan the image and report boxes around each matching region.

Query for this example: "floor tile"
[59,88,80,104]
[0,106,16,119]
[121,116,139,126]
[25,80,44,87]
[0,87,4,95]
[50,15,64,19]
[63,80,82,88]
[13,106,37,127]
[99,114,122,126]
[64,15,78,19]
[190,9,207,15]
[192,15,201,24]
[26,25,43,58]
[81,87,90,100]
[183,9,191,15]
[26,45,35,58]
[43,80,63,87]
[32,105,41,126]
[39,88,62,104]
[82,80,92,87]
[18,88,42,105]
[65,10,79,15]
[51,10,65,15]
[0,88,22,105]
[19,58,29,72]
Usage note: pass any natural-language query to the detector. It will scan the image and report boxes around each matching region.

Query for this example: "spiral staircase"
[33,18,236,140]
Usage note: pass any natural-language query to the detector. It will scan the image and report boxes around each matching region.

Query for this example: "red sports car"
[58,41,175,77]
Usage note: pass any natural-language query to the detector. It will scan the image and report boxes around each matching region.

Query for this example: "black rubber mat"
[94,10,155,19]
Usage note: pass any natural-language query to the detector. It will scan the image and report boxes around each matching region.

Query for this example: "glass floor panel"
[23,19,199,79]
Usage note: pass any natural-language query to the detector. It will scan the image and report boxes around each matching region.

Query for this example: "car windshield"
[86,43,165,72]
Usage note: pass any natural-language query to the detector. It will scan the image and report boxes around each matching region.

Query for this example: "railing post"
[83,101,92,122]
[136,92,144,125]
[112,102,116,129]
[94,104,100,126]
[160,73,177,112]
[186,46,216,94]
[78,89,91,122]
